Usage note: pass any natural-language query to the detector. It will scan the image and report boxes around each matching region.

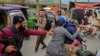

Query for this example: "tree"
[2,0,12,4]
[12,0,25,5]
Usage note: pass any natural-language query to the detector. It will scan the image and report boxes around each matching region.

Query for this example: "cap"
[13,16,25,24]
[57,16,68,23]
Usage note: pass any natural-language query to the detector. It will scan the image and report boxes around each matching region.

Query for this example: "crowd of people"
[0,8,100,56]
[0,14,51,56]
[80,10,100,36]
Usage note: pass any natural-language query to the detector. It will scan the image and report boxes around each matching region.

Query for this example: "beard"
[18,25,25,32]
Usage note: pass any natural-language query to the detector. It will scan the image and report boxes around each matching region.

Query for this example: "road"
[21,35,100,56]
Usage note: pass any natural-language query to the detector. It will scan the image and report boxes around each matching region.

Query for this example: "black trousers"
[35,35,46,51]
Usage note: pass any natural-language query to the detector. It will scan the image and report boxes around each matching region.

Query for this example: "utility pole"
[75,0,76,2]
[88,0,89,2]
[59,0,61,9]
[52,0,53,7]
[36,0,39,12]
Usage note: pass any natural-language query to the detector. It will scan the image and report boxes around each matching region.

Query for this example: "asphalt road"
[21,35,100,56]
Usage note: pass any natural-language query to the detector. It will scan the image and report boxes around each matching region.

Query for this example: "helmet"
[57,16,68,23]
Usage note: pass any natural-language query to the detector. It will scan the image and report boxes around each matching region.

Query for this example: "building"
[0,0,67,8]
[25,0,67,8]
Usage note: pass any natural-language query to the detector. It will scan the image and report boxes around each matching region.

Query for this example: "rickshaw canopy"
[0,6,20,11]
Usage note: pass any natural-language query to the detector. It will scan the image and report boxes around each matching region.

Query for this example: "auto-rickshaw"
[4,4,38,28]
[0,6,26,28]
[27,9,38,28]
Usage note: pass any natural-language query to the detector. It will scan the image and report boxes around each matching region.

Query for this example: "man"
[64,20,83,56]
[0,16,47,56]
[46,17,79,56]
[56,10,67,22]
[56,10,62,21]
[35,9,47,53]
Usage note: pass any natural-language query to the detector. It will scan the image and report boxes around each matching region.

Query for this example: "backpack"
[45,14,52,31]
[45,12,57,31]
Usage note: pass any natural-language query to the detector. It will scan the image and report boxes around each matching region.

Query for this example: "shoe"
[41,46,47,49]
[35,49,38,53]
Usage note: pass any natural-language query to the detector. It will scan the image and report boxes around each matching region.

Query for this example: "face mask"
[18,25,25,32]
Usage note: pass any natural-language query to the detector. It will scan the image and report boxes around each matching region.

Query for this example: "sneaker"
[41,46,47,49]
